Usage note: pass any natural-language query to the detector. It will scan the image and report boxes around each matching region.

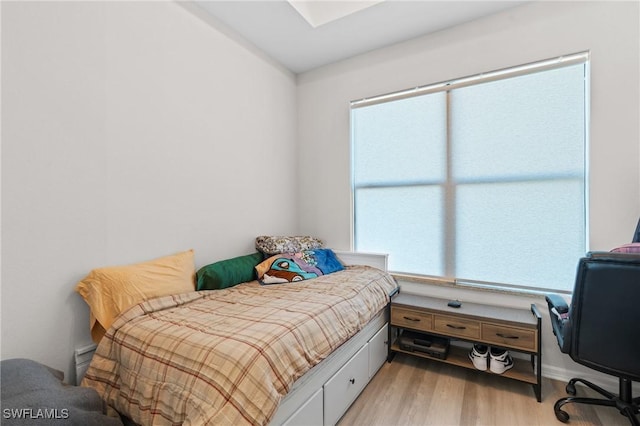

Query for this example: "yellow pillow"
[76,249,196,343]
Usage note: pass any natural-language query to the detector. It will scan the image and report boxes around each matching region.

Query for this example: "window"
[351,53,588,293]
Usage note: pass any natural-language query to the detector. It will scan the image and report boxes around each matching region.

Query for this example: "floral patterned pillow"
[255,235,323,256]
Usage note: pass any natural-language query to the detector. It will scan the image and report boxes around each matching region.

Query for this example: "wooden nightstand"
[389,292,542,402]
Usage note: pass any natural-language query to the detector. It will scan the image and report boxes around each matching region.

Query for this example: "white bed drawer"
[282,388,323,426]
[323,344,368,426]
[368,324,388,378]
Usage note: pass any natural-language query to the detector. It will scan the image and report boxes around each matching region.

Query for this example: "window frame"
[350,52,590,295]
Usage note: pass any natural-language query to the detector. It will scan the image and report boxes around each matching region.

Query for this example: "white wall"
[2,0,638,392]
[1,1,298,381]
[297,1,639,388]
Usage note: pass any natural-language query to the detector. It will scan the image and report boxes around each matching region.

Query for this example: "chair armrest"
[545,293,570,352]
[545,294,569,314]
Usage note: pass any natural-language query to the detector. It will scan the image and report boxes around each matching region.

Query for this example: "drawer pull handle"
[496,333,519,339]
[349,378,355,385]
[446,324,466,330]
[403,316,421,322]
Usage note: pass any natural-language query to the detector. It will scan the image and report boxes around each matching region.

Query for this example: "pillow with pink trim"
[610,243,640,254]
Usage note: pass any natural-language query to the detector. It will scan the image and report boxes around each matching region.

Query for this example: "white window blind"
[351,53,589,293]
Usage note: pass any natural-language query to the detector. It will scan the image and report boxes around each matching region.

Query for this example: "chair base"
[554,377,639,425]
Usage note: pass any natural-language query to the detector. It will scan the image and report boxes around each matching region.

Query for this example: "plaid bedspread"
[82,265,397,426]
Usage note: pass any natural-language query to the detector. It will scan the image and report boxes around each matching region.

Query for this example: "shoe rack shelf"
[388,292,542,401]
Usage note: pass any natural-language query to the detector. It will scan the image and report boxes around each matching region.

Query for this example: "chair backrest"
[567,252,640,382]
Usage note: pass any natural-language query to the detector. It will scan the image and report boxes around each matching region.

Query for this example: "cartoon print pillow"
[255,249,344,285]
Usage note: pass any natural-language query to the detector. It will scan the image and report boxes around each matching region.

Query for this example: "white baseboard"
[543,363,640,395]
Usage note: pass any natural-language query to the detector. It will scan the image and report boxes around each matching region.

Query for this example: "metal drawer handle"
[496,333,519,339]
[446,324,466,330]
[403,316,421,322]
[349,378,355,384]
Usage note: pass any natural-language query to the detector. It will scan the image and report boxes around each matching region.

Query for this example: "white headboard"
[333,251,388,272]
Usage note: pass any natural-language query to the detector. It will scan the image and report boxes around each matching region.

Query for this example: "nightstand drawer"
[433,315,481,340]
[391,307,433,332]
[482,323,537,352]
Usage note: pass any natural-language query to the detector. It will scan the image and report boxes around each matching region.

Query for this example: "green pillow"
[196,252,263,290]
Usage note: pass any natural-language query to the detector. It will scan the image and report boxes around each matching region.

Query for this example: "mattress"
[82,265,398,426]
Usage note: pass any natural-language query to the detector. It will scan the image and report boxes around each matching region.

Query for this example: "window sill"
[391,272,560,299]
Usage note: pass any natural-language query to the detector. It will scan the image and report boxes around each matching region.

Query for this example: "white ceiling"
[193,1,529,74]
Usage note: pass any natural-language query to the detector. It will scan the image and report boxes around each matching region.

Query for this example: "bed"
[77,246,398,426]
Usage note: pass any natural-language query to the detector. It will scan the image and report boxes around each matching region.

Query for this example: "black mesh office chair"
[546,221,640,424]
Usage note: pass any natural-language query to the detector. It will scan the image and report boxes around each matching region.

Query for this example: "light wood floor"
[338,352,630,426]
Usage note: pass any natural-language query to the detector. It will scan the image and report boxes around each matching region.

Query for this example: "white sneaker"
[468,344,488,371]
[489,348,514,374]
